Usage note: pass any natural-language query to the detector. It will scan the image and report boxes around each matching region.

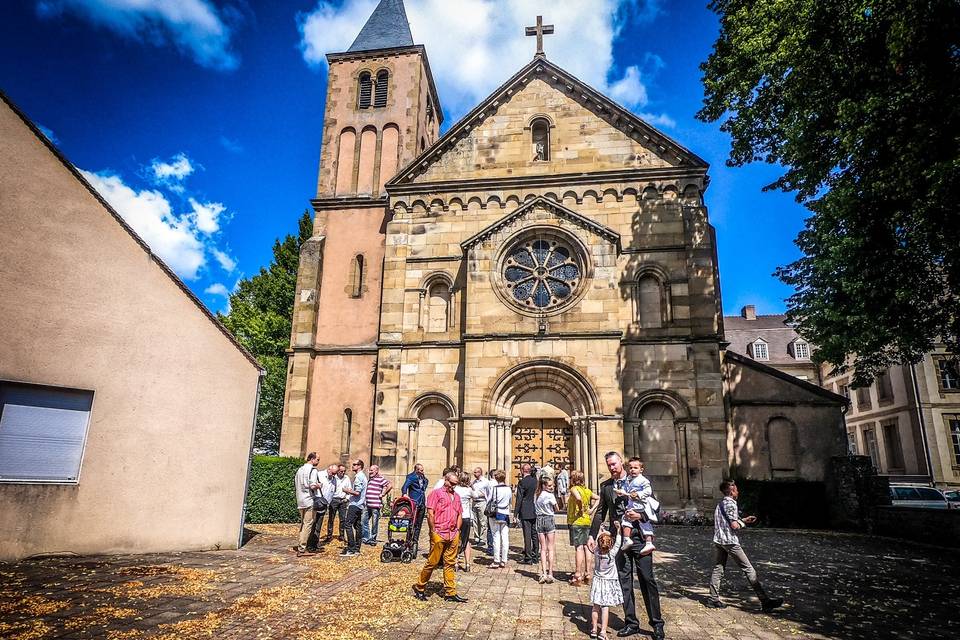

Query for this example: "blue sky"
[1,0,807,316]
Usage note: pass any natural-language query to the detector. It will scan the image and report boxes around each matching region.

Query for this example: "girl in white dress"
[590,531,623,639]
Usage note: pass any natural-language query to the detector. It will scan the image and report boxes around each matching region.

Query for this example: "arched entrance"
[485,360,601,488]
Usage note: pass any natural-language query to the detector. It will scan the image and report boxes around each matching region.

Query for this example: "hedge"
[245,455,303,523]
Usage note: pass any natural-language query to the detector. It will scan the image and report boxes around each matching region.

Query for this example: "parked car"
[889,484,950,509]
[944,489,960,509]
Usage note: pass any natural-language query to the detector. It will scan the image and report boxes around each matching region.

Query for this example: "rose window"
[503,239,581,310]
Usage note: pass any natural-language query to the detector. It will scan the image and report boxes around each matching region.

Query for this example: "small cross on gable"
[525,15,554,58]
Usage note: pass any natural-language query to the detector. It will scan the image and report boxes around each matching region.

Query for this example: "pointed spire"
[348,0,415,53]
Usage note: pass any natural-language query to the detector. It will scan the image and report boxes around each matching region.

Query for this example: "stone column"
[488,419,497,471]
[408,420,420,471]
[500,418,512,474]
[588,419,599,490]
[448,419,459,468]
[417,290,426,331]
[572,420,582,475]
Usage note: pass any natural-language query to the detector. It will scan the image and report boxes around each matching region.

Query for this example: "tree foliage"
[698,0,960,385]
[220,211,312,452]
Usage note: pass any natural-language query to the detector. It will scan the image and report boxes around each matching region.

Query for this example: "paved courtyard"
[1,523,957,640]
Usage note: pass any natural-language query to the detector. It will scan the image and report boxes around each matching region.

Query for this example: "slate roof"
[348,0,414,53]
[724,313,812,366]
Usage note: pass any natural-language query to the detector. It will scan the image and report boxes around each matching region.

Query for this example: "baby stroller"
[380,496,419,563]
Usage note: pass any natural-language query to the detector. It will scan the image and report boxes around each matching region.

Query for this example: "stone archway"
[485,360,602,488]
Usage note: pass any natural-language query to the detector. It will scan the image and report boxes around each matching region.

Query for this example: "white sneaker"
[639,542,656,556]
[621,537,634,551]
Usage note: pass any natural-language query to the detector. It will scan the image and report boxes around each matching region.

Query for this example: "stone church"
[280,0,847,509]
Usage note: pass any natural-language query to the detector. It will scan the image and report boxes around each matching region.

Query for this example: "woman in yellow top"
[566,469,600,586]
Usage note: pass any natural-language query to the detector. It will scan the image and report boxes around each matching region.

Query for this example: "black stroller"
[380,496,419,563]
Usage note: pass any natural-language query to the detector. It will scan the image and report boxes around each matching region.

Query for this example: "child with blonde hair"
[614,457,657,554]
[589,531,623,638]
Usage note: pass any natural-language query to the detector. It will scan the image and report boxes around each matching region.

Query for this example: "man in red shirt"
[412,471,467,602]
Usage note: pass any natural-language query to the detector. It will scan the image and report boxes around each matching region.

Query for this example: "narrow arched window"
[427,281,451,333]
[531,118,550,161]
[340,408,353,463]
[349,254,364,298]
[358,72,372,109]
[637,275,663,328]
[374,70,388,107]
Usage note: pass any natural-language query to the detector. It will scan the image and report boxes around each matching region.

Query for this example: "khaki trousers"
[416,532,459,596]
[297,507,315,551]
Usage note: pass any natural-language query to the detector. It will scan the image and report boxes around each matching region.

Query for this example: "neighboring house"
[0,94,263,562]
[724,305,820,383]
[722,351,848,483]
[821,350,960,489]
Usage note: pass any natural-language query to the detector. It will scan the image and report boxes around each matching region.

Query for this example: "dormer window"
[531,118,550,161]
[358,72,372,109]
[791,340,810,360]
[751,338,769,361]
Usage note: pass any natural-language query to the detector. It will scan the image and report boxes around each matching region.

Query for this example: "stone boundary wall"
[874,506,960,548]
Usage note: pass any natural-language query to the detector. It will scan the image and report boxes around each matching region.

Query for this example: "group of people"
[294,452,783,639]
[293,454,392,557]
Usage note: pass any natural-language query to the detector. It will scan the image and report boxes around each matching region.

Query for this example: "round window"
[503,238,582,311]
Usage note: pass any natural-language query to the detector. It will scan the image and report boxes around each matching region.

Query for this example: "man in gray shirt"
[341,459,367,557]
[707,480,783,612]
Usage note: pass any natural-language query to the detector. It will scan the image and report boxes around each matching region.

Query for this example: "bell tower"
[280,0,442,459]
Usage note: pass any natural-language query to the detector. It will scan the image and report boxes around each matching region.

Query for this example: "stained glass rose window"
[503,239,581,310]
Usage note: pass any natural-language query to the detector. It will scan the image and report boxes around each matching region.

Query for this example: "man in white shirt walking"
[706,480,783,612]
[294,452,320,557]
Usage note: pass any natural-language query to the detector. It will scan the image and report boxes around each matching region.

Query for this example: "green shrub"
[245,455,303,523]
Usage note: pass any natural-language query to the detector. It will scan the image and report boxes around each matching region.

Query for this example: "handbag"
[484,486,501,518]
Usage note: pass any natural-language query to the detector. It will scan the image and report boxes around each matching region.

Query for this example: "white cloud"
[298,0,669,117]
[608,66,648,109]
[638,112,676,128]
[81,169,207,279]
[212,247,237,272]
[150,152,194,181]
[38,124,60,144]
[189,198,226,234]
[36,0,239,70]
[204,282,230,298]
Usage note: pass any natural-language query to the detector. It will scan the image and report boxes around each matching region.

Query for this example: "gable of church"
[389,58,707,187]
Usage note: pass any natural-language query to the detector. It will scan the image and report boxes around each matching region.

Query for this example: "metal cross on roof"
[525,15,554,57]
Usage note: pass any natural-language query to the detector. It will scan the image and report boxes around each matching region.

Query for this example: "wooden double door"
[511,419,573,484]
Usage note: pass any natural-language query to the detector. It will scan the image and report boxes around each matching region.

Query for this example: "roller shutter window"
[0,382,93,483]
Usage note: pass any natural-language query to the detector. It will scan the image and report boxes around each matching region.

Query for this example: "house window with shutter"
[0,381,93,483]
[358,72,372,109]
[374,70,388,107]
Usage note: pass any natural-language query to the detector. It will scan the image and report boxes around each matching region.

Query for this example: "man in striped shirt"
[707,480,783,612]
[363,464,392,545]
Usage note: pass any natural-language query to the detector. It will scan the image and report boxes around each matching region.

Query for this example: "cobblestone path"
[1,524,956,639]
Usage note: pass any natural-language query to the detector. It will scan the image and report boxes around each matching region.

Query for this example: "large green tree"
[698,0,960,385]
[219,211,312,453]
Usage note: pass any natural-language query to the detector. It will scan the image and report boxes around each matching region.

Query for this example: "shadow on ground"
[652,526,960,640]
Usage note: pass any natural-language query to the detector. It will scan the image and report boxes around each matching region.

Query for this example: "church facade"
[280,0,845,509]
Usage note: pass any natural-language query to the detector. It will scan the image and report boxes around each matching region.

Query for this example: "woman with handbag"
[567,469,599,586]
[486,469,512,568]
